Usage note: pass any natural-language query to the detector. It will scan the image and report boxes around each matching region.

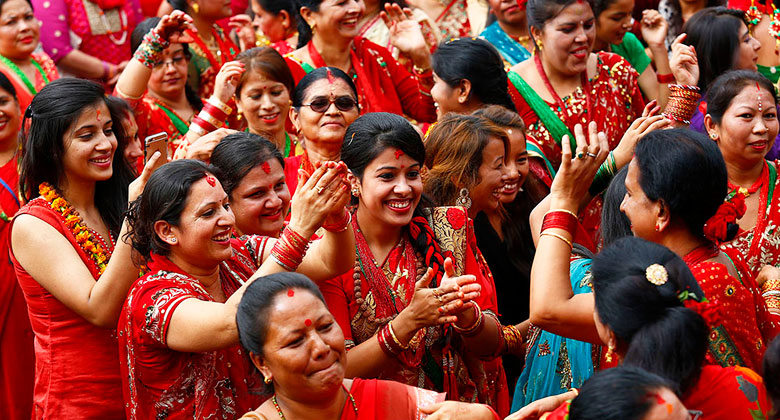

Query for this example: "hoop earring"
[455,188,472,209]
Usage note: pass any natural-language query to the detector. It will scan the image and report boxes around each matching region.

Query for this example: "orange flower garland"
[39,183,110,276]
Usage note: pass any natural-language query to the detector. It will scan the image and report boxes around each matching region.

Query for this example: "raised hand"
[640,9,668,49]
[156,10,196,44]
[550,122,608,209]
[289,161,351,237]
[381,4,429,60]
[212,61,245,105]
[612,100,670,165]
[669,33,699,87]
[228,14,257,51]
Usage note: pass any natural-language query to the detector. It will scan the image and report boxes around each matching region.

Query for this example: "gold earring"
[192,2,200,13]
[536,40,543,51]
[351,186,360,197]
[605,344,614,363]
[709,132,718,140]
[264,375,272,384]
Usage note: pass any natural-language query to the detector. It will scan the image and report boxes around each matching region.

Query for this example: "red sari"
[10,197,124,419]
[119,236,270,420]
[720,160,780,278]
[287,37,437,123]
[319,207,509,416]
[240,378,451,420]
[0,52,59,114]
[684,245,779,372]
[0,156,33,420]
[683,365,771,419]
[185,26,238,98]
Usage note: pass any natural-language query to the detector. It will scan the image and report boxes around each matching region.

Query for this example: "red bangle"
[202,103,228,122]
[541,210,578,235]
[656,73,675,83]
[192,115,217,132]
[322,210,350,232]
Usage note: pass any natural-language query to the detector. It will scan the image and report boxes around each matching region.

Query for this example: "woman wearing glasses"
[285,67,360,195]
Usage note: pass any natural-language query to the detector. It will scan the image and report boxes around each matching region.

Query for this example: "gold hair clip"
[645,264,668,286]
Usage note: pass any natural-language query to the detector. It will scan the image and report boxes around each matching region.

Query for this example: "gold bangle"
[197,110,224,129]
[387,321,410,349]
[207,96,233,115]
[540,231,573,249]
[761,279,780,293]
[546,208,578,219]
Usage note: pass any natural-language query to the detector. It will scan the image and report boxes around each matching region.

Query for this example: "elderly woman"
[236,271,501,419]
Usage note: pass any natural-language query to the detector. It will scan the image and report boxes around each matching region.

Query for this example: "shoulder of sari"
[595,51,640,82]
[569,257,593,293]
[420,206,468,276]
[526,135,557,180]
[506,70,575,151]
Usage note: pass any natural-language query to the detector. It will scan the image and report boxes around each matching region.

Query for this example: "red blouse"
[684,365,771,419]
[119,236,270,419]
[10,197,124,419]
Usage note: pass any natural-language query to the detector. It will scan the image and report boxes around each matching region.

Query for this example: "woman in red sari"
[320,112,514,416]
[287,0,436,122]
[120,158,355,419]
[167,0,238,97]
[248,0,299,54]
[0,0,58,113]
[507,0,643,240]
[117,13,205,156]
[10,78,155,418]
[702,71,780,289]
[236,272,501,420]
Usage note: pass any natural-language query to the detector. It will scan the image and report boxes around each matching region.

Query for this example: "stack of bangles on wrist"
[377,321,409,356]
[133,29,170,69]
[540,209,577,249]
[321,210,351,233]
[452,303,484,337]
[190,97,234,136]
[662,84,701,124]
[761,279,780,310]
[270,226,310,271]
[502,324,524,355]
[589,151,617,196]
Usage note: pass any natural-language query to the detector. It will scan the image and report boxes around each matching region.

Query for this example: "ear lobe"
[279,10,291,29]
[153,220,177,246]
[656,199,671,230]
[289,107,300,132]
[458,79,472,104]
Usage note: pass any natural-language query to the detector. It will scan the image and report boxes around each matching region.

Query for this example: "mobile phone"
[144,132,168,172]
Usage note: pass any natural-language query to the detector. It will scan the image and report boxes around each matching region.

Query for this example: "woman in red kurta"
[287,0,436,122]
[119,159,356,419]
[0,74,32,420]
[10,78,147,418]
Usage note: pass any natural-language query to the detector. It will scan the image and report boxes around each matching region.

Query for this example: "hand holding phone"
[144,132,168,173]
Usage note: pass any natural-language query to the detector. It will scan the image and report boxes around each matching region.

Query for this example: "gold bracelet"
[207,96,233,115]
[540,231,573,249]
[387,321,410,349]
[761,279,780,293]
[198,110,224,129]
[546,208,578,219]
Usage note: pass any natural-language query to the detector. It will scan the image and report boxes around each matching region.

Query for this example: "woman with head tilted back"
[10,78,156,418]
[508,237,772,420]
[320,112,514,416]
[119,156,355,418]
[236,272,502,419]
[506,0,644,240]
[286,0,436,121]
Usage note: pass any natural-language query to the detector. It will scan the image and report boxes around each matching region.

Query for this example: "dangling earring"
[311,22,317,35]
[351,186,360,197]
[605,344,614,363]
[456,188,472,209]
[655,223,660,232]
[264,375,272,384]
[536,40,543,51]
[191,2,200,13]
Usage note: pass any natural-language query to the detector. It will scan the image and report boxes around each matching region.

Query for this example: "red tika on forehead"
[96,109,101,122]
[287,289,295,297]
[326,68,336,85]
[304,319,312,327]
[394,149,404,159]
[261,162,271,174]
[205,175,216,187]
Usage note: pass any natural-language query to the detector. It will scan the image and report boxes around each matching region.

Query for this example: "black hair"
[294,0,408,47]
[592,237,709,394]
[291,67,358,108]
[20,78,133,237]
[527,0,594,49]
[211,132,285,197]
[707,70,778,124]
[666,0,726,51]
[569,366,675,420]
[131,17,203,112]
[633,128,733,241]
[432,38,516,112]
[0,71,16,100]
[683,7,748,91]
[236,47,295,98]
[236,272,326,358]
[166,0,187,11]
[592,0,619,17]
[126,159,216,261]
[601,167,631,247]
[253,0,299,26]
[764,336,780,420]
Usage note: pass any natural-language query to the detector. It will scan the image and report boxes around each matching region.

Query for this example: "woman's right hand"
[612,100,670,165]
[128,150,163,203]
[156,10,196,44]
[185,128,237,161]
[505,391,574,420]
[669,33,699,87]
[288,162,351,237]
[212,61,245,105]
[396,267,467,334]
[549,122,608,210]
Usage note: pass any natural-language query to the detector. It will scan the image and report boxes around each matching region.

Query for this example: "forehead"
[72,101,110,128]
[728,84,777,109]
[367,147,421,168]
[267,289,327,326]
[603,0,634,12]
[303,77,354,99]
[184,177,227,209]
[549,2,594,23]
[237,159,284,185]
[1,0,32,16]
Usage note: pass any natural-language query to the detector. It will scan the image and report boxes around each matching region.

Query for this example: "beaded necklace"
[272,384,357,419]
[727,162,767,200]
[39,183,112,275]
[97,9,128,46]
[534,53,591,124]
[0,55,49,95]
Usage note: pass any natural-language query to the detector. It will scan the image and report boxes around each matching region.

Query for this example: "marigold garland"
[39,183,110,276]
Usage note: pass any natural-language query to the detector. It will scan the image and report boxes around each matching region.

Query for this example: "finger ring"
[586,152,598,158]
[576,152,585,160]
[316,186,325,194]
[432,290,444,303]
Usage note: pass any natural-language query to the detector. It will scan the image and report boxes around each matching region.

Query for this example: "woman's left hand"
[382,4,429,60]
[438,257,481,317]
[549,122,608,210]
[212,61,245,105]
[640,9,668,49]
[228,14,258,51]
[421,402,497,420]
[612,100,670,165]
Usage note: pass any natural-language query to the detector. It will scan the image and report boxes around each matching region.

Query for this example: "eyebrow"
[376,163,421,171]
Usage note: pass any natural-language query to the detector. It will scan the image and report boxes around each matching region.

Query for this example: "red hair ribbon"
[702,194,745,243]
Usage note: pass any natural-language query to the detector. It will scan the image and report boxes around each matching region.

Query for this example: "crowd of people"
[4,0,780,418]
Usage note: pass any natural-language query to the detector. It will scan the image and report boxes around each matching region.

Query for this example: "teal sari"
[511,257,599,411]
[480,22,531,66]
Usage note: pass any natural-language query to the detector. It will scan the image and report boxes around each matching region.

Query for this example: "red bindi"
[261,162,271,174]
[205,175,216,187]
[653,394,666,405]
[394,150,404,159]
[304,319,312,327]
[287,289,295,297]
[96,109,101,122]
